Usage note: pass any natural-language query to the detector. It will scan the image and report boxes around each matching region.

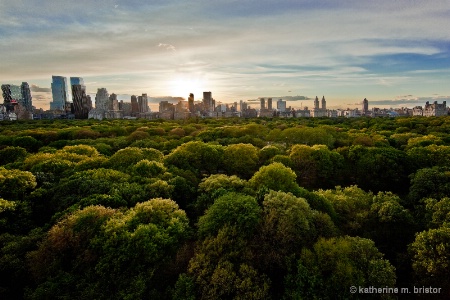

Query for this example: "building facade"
[50,76,69,111]
[94,88,109,111]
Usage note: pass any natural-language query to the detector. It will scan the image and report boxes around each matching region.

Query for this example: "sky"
[1,0,450,111]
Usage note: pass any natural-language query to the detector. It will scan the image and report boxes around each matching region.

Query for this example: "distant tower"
[314,96,319,109]
[321,96,326,110]
[130,95,139,115]
[138,93,149,113]
[71,78,91,119]
[362,98,369,115]
[260,98,265,110]
[109,93,119,110]
[1,84,22,112]
[95,88,109,111]
[188,93,194,113]
[267,98,272,110]
[20,82,33,112]
[50,76,69,111]
[277,99,286,112]
[203,91,212,112]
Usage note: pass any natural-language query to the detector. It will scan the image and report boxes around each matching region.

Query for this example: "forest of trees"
[0,116,449,299]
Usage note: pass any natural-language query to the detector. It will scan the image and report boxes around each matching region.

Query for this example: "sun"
[169,76,207,100]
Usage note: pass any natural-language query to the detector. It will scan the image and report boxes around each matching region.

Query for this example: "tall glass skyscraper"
[50,76,69,111]
[70,77,85,87]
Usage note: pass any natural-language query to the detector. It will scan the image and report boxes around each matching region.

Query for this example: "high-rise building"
[362,98,369,115]
[20,82,33,112]
[1,84,21,111]
[314,96,320,109]
[131,95,139,115]
[50,76,69,111]
[138,93,149,113]
[188,93,194,113]
[71,78,92,119]
[267,98,272,110]
[321,96,326,110]
[277,99,286,112]
[109,93,119,111]
[203,91,213,112]
[260,98,265,110]
[70,77,84,87]
[95,88,109,111]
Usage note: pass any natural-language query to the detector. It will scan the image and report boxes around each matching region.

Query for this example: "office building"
[138,93,149,113]
[267,98,272,110]
[20,82,33,112]
[203,91,213,112]
[188,93,194,113]
[50,76,69,111]
[95,88,109,111]
[131,95,139,115]
[362,98,369,116]
[277,99,286,112]
[71,78,92,119]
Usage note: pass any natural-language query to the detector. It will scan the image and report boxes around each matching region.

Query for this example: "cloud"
[149,96,184,103]
[0,0,449,107]
[158,43,176,51]
[30,84,51,92]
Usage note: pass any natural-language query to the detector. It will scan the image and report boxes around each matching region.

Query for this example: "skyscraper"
[277,99,286,112]
[20,82,33,112]
[260,98,265,110]
[267,98,273,110]
[50,76,69,111]
[138,93,149,113]
[362,98,369,115]
[71,77,91,119]
[188,93,194,113]
[314,96,320,109]
[1,84,22,111]
[131,95,139,115]
[321,96,326,110]
[109,93,119,110]
[203,91,212,112]
[95,88,109,111]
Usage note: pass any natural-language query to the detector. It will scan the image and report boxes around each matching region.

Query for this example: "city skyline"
[1,1,450,110]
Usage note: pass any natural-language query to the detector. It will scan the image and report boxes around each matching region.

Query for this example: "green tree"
[94,199,190,299]
[0,168,36,200]
[0,146,28,166]
[165,141,223,175]
[249,162,299,194]
[289,144,344,189]
[223,143,259,179]
[12,136,42,153]
[188,226,271,300]
[197,192,261,238]
[409,226,450,292]
[108,147,163,172]
[285,236,396,299]
[315,186,373,236]
[346,145,411,194]
[27,206,117,299]
[408,167,450,207]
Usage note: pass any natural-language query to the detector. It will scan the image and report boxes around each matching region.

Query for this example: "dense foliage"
[1,116,450,299]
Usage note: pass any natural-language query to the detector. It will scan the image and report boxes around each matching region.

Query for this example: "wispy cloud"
[158,43,176,51]
[30,85,51,93]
